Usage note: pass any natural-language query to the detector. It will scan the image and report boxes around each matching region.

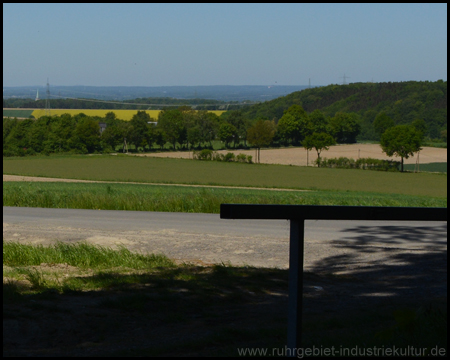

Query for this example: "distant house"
[99,122,107,134]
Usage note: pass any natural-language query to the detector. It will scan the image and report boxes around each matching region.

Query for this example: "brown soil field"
[137,144,447,166]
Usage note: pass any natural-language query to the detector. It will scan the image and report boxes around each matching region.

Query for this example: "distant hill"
[238,80,447,140]
[2,85,309,103]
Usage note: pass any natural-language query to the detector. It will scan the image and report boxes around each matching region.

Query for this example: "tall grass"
[3,182,447,212]
[3,241,175,269]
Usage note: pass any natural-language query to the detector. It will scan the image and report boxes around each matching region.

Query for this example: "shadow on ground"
[3,224,447,356]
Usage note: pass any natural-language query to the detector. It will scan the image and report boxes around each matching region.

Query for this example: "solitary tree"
[302,132,336,166]
[380,125,422,172]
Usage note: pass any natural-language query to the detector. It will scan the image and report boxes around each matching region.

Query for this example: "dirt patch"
[136,144,447,166]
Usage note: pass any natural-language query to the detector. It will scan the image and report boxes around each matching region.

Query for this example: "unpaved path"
[2,175,307,192]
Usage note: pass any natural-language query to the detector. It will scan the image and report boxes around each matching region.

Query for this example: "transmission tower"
[45,78,51,116]
[340,73,350,85]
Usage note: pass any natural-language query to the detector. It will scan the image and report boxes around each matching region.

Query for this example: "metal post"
[287,218,305,354]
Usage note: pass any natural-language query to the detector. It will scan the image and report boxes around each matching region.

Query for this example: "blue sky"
[3,3,447,87]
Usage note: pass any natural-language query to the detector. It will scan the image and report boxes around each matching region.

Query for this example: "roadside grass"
[3,241,447,356]
[3,181,446,211]
[3,241,174,270]
[3,154,447,197]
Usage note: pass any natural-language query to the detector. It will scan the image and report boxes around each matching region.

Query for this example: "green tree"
[154,128,167,150]
[307,109,328,135]
[4,118,34,151]
[179,106,197,149]
[276,113,301,145]
[187,126,202,149]
[104,111,119,125]
[411,118,427,140]
[44,114,75,152]
[130,111,152,151]
[247,120,276,163]
[27,117,50,153]
[3,118,18,148]
[440,129,447,143]
[359,110,378,140]
[373,112,395,140]
[380,125,422,172]
[195,111,219,147]
[276,105,309,145]
[302,132,336,165]
[116,121,133,152]
[157,109,184,150]
[328,112,361,143]
[72,117,101,153]
[218,122,237,148]
[226,110,252,147]
[101,125,123,151]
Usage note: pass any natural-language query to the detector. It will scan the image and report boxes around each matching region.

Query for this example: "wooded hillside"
[238,80,447,140]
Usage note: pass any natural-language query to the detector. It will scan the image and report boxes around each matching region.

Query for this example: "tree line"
[3,104,427,171]
[3,105,361,158]
[4,81,446,144]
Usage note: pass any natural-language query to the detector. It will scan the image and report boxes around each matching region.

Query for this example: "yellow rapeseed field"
[31,109,225,121]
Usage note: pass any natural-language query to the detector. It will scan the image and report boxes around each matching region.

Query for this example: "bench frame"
[220,204,447,352]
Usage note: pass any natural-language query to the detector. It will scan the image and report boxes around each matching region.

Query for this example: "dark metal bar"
[287,219,305,354]
[220,204,447,221]
[219,204,447,353]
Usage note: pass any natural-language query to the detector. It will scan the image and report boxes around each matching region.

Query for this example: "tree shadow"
[3,223,447,356]
[3,265,290,356]
[335,223,447,250]
[307,223,447,302]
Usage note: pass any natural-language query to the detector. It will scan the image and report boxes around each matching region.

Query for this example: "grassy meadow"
[3,155,447,198]
[4,181,446,212]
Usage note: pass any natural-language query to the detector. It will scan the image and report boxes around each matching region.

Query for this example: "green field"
[3,155,447,198]
[3,109,34,118]
[403,162,447,173]
[4,181,445,211]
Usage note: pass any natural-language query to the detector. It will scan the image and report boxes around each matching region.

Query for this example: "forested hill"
[239,80,447,140]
